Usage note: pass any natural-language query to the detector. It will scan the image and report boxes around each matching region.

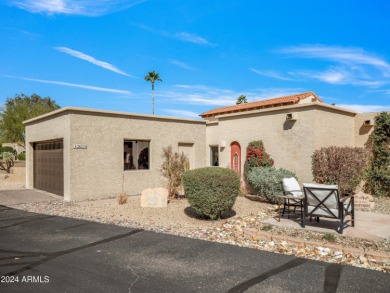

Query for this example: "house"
[24,108,206,201]
[24,92,377,201]
[2,142,26,157]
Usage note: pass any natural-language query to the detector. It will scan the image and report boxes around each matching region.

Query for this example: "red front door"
[230,141,241,174]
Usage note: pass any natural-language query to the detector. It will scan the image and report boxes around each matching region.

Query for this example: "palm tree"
[236,95,248,105]
[144,71,162,115]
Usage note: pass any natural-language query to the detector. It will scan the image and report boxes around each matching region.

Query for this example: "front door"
[230,141,241,174]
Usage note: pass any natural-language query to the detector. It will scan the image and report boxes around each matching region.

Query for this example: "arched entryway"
[230,141,241,174]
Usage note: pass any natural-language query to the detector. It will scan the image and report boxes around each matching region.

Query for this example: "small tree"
[236,95,248,105]
[0,94,60,146]
[312,146,370,196]
[365,112,390,197]
[160,146,188,199]
[246,140,274,170]
[0,152,15,173]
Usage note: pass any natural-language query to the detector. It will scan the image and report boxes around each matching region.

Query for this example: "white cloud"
[169,59,195,71]
[337,104,390,113]
[174,32,209,45]
[279,45,390,73]
[55,47,133,77]
[160,85,304,107]
[250,68,294,81]
[3,75,131,95]
[278,44,390,87]
[162,109,200,119]
[133,23,213,46]
[9,0,145,16]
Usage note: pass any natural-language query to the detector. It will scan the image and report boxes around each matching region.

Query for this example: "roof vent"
[286,113,297,121]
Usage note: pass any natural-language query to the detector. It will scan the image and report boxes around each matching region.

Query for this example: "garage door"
[33,140,64,196]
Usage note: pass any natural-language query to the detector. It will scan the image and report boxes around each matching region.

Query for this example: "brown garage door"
[33,140,64,196]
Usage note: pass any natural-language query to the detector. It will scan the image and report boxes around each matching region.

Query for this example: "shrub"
[261,224,272,232]
[182,167,240,220]
[17,153,25,161]
[312,146,369,196]
[322,233,336,242]
[248,167,298,203]
[365,112,390,197]
[117,193,128,205]
[160,146,188,199]
[0,152,15,173]
[246,140,274,169]
[0,146,15,153]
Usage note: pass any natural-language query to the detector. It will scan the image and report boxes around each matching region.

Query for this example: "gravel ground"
[0,167,25,190]
[2,167,390,273]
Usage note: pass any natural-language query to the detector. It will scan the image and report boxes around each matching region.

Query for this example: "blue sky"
[1,0,390,118]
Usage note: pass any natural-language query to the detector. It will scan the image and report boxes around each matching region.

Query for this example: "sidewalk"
[263,211,390,242]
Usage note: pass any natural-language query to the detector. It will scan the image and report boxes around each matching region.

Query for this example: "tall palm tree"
[144,71,162,115]
[236,95,248,105]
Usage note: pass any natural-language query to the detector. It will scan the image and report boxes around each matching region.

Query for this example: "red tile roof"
[200,92,323,118]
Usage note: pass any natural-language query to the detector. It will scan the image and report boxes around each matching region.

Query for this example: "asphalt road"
[0,206,389,293]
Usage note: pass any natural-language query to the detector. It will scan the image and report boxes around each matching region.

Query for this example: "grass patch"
[322,233,337,242]
[261,224,272,232]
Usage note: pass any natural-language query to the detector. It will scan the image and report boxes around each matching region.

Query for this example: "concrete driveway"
[0,207,389,293]
[0,189,60,206]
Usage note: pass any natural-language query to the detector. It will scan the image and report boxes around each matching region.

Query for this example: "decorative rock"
[0,174,9,179]
[354,191,375,209]
[140,187,168,208]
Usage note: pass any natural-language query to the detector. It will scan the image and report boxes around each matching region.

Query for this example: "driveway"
[0,207,389,293]
[0,189,60,206]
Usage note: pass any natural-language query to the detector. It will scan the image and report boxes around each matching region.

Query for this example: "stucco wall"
[205,122,219,166]
[354,113,377,147]
[206,104,357,184]
[312,108,355,150]
[25,114,71,200]
[68,112,206,200]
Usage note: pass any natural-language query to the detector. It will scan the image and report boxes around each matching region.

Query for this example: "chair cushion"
[303,183,338,189]
[282,177,303,197]
[307,203,351,218]
[303,183,339,210]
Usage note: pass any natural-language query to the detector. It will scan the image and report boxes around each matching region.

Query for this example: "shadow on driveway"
[0,206,389,293]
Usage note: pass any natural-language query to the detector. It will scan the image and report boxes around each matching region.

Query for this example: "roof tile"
[200,92,322,118]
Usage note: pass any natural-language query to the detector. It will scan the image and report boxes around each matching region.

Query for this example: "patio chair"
[280,178,304,221]
[302,183,355,234]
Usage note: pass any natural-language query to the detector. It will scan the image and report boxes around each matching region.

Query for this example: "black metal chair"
[302,183,355,234]
[280,178,304,222]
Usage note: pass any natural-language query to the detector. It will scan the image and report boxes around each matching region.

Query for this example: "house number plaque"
[73,144,87,149]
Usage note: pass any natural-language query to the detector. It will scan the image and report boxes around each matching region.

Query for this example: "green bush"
[312,146,369,196]
[248,167,298,203]
[0,146,15,153]
[182,167,240,220]
[17,153,26,161]
[365,112,390,197]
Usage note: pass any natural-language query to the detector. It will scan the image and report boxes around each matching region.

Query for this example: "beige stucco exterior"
[205,103,374,184]
[354,113,377,147]
[24,102,383,201]
[25,108,206,201]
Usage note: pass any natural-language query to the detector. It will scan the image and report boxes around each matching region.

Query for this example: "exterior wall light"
[286,113,298,121]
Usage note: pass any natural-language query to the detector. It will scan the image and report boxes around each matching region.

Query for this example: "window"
[124,140,150,170]
[210,146,219,166]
